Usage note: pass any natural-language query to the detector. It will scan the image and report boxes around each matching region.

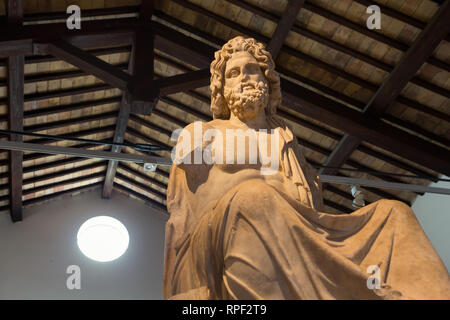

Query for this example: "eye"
[228,69,239,78]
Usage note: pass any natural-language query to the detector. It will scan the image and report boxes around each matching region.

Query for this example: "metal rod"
[0,140,172,166]
[313,164,449,182]
[320,175,450,195]
[0,140,448,195]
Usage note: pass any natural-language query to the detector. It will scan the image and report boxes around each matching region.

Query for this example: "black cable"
[0,129,172,153]
[312,165,450,183]
[0,129,448,182]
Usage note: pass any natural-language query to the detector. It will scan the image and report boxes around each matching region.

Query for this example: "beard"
[224,80,269,121]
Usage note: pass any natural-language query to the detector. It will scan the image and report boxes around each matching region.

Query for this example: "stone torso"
[178,120,300,218]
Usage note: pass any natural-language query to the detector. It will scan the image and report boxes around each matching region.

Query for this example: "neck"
[229,110,269,129]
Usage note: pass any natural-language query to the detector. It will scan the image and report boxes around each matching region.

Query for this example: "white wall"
[412,176,450,271]
[0,188,168,299]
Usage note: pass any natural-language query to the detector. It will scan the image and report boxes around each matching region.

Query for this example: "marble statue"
[163,36,450,299]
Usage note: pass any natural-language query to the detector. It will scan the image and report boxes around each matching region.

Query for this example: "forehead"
[225,51,258,70]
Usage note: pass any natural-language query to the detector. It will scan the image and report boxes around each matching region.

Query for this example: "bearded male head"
[210,36,281,122]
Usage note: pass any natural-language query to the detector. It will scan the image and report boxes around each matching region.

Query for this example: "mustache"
[224,81,268,97]
[237,81,265,92]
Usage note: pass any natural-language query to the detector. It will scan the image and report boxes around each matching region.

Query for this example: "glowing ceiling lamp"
[77,216,129,262]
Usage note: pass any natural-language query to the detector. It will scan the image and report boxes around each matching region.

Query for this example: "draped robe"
[163,115,450,300]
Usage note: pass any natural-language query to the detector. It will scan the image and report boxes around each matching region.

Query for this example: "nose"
[240,70,250,82]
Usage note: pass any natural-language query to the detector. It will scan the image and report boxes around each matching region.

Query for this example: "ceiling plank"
[6,0,24,222]
[38,40,132,91]
[267,0,305,59]
[318,1,450,176]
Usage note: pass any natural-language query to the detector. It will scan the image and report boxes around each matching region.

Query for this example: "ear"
[212,94,230,119]
[266,82,276,116]
[267,98,276,116]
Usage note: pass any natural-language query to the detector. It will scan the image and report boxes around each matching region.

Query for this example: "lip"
[242,84,254,90]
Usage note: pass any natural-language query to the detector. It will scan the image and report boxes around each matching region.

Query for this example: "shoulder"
[182,119,224,131]
[179,121,206,136]
[207,119,228,129]
[175,120,219,143]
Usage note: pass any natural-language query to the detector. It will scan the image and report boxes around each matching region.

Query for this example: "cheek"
[255,72,266,82]
[224,80,239,93]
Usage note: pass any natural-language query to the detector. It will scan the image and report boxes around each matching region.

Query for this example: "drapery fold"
[163,118,450,300]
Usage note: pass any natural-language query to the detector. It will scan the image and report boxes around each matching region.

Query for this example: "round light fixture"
[77,216,129,262]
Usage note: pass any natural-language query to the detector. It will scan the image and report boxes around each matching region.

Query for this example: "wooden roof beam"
[6,0,24,222]
[0,18,138,57]
[319,1,450,176]
[267,0,305,59]
[103,0,153,198]
[128,1,156,114]
[36,40,132,91]
[102,60,134,198]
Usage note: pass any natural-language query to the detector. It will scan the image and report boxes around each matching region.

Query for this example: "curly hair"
[210,36,281,120]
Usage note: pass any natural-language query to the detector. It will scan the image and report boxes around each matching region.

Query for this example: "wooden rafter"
[319,1,450,176]
[37,40,132,91]
[6,0,24,222]
[102,49,134,199]
[267,0,305,59]
[128,0,156,114]
[0,18,139,57]
[104,0,153,198]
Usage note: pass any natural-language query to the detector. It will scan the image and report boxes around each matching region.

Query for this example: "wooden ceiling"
[0,0,449,221]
